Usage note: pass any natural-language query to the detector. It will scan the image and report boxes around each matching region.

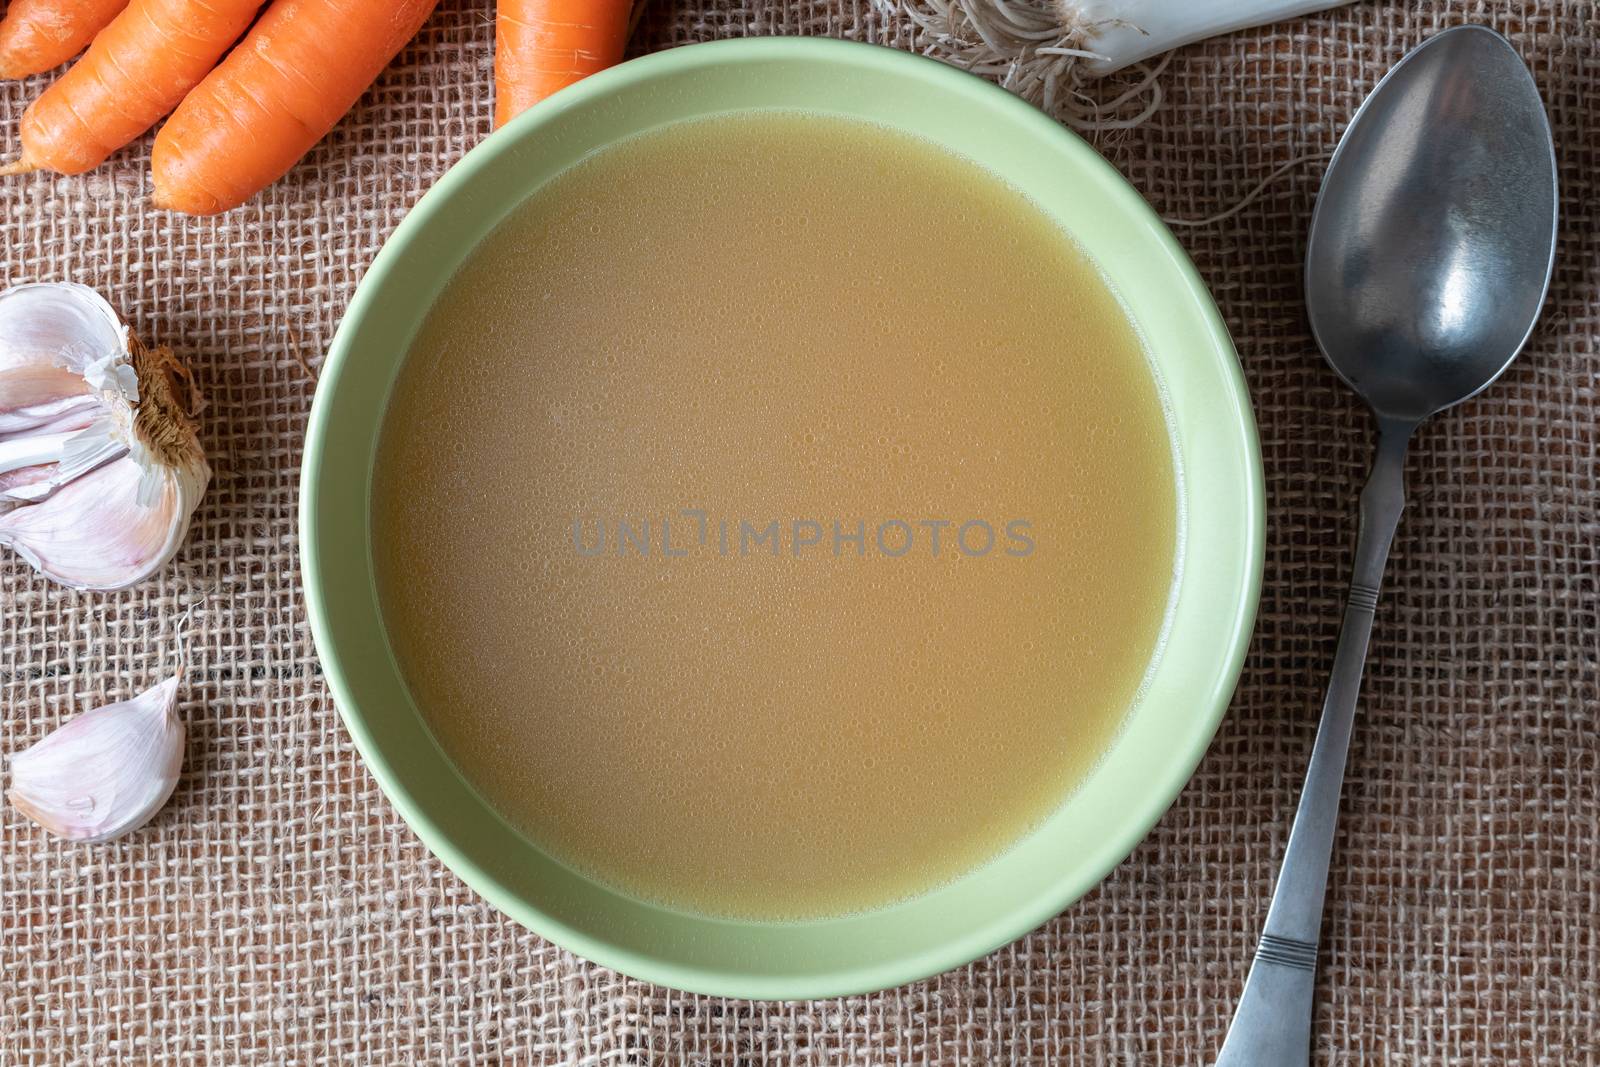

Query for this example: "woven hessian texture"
[2,1,1596,1063]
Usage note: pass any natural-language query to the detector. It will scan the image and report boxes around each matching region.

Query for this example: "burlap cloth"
[2,1,1596,1063]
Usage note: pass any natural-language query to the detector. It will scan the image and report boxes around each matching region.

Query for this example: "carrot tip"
[0,158,38,177]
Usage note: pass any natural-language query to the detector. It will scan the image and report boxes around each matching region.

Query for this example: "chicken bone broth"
[371,111,1178,920]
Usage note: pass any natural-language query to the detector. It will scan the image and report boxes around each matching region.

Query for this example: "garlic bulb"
[6,676,185,843]
[0,283,209,589]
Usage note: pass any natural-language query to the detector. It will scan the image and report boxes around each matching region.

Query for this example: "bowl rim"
[301,35,1264,999]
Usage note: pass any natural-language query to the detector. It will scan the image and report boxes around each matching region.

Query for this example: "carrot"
[151,0,439,215]
[494,0,632,129]
[0,0,128,79]
[1,0,264,176]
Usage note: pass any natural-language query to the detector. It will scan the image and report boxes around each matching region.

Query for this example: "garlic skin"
[0,283,210,589]
[6,677,185,844]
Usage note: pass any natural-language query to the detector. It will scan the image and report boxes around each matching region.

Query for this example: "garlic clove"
[0,463,60,499]
[6,677,185,844]
[0,432,82,508]
[3,415,131,505]
[0,429,80,476]
[0,365,96,437]
[0,282,127,375]
[0,452,204,589]
[0,412,121,507]
[0,403,100,451]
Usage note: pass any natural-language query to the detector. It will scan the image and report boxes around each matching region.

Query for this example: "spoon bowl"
[1306,25,1558,423]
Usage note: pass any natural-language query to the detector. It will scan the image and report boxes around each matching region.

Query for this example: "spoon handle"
[1214,418,1413,1067]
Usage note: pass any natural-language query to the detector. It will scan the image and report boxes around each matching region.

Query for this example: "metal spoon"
[1214,25,1557,1066]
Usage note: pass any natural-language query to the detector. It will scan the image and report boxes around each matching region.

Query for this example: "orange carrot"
[3,0,264,176]
[0,0,128,78]
[151,0,439,215]
[495,0,632,129]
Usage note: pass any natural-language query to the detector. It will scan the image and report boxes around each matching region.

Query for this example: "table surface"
[2,1,1596,1063]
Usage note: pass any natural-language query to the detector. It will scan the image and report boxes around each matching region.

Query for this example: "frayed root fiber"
[885,0,1170,135]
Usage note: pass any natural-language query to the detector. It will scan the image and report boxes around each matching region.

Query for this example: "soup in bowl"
[301,37,1262,998]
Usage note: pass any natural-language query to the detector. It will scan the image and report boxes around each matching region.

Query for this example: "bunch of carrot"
[0,0,636,215]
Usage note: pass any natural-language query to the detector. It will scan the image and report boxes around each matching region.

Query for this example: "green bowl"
[301,36,1263,999]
